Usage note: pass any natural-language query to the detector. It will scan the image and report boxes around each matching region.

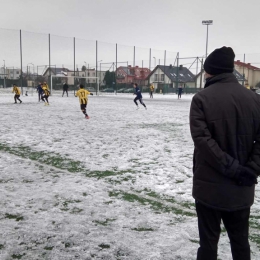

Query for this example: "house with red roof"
[234,60,260,88]
[116,65,150,85]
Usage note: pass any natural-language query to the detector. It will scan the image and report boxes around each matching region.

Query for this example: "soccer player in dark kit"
[132,83,147,110]
[75,84,93,119]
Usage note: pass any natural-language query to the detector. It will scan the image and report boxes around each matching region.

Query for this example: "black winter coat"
[190,73,260,211]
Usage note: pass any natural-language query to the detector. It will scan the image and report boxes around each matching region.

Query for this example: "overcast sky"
[1,0,260,71]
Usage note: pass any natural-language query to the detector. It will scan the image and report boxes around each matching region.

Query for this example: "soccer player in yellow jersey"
[12,84,22,103]
[41,83,50,105]
[149,84,155,98]
[75,84,93,119]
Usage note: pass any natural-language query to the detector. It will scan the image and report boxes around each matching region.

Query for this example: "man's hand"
[234,166,258,187]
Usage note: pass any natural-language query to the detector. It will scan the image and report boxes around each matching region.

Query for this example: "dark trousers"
[178,89,182,99]
[14,95,22,103]
[41,95,49,103]
[150,91,153,98]
[134,97,146,107]
[38,92,42,101]
[62,90,68,97]
[196,202,251,260]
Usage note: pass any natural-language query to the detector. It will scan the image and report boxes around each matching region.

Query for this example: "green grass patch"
[11,253,26,259]
[44,246,54,251]
[109,191,195,217]
[93,218,116,226]
[98,243,110,249]
[132,227,154,232]
[5,213,24,222]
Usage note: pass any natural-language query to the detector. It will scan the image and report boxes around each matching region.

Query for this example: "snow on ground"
[0,89,260,260]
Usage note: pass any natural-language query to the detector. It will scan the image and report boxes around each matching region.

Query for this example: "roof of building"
[195,69,246,82]
[148,65,195,82]
[43,67,70,76]
[234,60,260,70]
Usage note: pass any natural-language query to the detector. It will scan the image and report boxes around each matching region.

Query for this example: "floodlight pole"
[202,20,213,58]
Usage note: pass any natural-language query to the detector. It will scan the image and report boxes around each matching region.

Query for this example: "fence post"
[242,54,245,86]
[133,46,135,67]
[20,29,23,95]
[115,43,117,94]
[74,37,75,92]
[49,33,51,93]
[199,58,204,89]
[96,40,98,95]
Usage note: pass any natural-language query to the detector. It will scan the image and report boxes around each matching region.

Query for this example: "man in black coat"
[190,47,260,260]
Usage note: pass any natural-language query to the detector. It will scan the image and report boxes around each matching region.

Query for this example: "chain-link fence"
[1,27,260,95]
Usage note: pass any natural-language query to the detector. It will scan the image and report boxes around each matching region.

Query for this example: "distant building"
[195,69,246,89]
[234,60,260,88]
[116,65,151,85]
[146,65,196,90]
[42,67,105,85]
[0,67,21,79]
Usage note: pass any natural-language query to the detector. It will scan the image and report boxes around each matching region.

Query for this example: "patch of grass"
[0,178,13,183]
[82,192,87,196]
[176,180,184,183]
[132,227,154,232]
[189,239,199,244]
[93,218,116,226]
[0,244,4,249]
[109,191,195,217]
[0,143,84,173]
[60,199,81,211]
[70,207,83,214]
[98,243,110,249]
[249,234,260,248]
[44,246,54,251]
[5,213,24,222]
[11,253,26,259]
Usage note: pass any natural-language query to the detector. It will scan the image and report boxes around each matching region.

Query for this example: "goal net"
[50,75,100,95]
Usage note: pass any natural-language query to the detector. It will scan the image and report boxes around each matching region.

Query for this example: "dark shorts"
[15,95,20,98]
[80,104,87,110]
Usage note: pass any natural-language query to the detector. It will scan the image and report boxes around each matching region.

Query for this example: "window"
[93,72,95,76]
[161,74,165,81]
[16,71,19,74]
[154,74,158,81]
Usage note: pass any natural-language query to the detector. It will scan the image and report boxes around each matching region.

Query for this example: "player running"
[132,83,147,110]
[12,84,22,103]
[75,84,93,119]
[41,83,50,105]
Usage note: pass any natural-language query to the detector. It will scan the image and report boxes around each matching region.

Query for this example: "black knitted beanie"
[204,46,235,75]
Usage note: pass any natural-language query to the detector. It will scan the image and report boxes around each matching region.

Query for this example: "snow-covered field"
[0,89,260,260]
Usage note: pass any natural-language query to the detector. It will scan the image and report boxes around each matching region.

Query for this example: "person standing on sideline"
[190,46,260,260]
[41,83,50,105]
[62,82,69,97]
[132,83,147,110]
[12,84,22,103]
[178,83,183,99]
[75,84,93,119]
[149,84,154,98]
[36,82,43,102]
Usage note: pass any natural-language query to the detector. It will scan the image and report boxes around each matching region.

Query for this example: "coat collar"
[204,73,238,88]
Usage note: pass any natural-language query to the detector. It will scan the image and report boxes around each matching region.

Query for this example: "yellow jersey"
[76,89,91,104]
[150,85,154,91]
[42,83,50,91]
[42,85,50,96]
[12,86,21,95]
